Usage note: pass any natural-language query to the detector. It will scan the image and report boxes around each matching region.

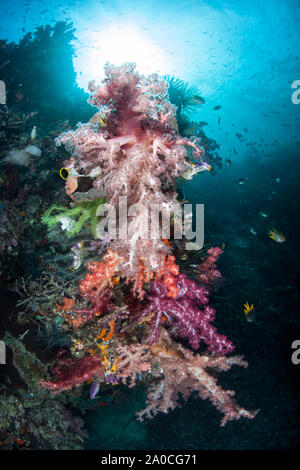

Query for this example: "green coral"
[41,197,105,238]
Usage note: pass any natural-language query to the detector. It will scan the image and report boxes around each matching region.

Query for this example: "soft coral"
[139,273,234,354]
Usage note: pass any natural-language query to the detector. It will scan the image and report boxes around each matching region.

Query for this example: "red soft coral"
[155,255,180,298]
[39,355,104,394]
[79,249,123,296]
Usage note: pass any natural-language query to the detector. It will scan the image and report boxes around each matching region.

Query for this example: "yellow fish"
[268,228,286,243]
[89,111,107,127]
[243,302,256,322]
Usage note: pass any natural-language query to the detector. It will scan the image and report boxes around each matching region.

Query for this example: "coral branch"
[155,255,180,298]
[139,273,234,354]
[115,343,152,387]
[74,289,114,321]
[39,355,104,394]
[196,247,223,286]
[136,329,258,426]
[79,249,123,296]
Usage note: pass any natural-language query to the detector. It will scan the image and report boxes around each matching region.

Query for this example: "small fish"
[70,241,84,270]
[90,381,100,399]
[258,211,268,218]
[268,228,286,243]
[243,302,256,322]
[238,177,247,185]
[225,159,231,166]
[182,162,212,179]
[89,111,107,127]
[191,95,205,105]
[30,125,37,141]
[65,176,78,196]
[275,178,280,183]
[218,116,221,125]
[162,238,171,247]
[249,227,257,235]
[195,161,212,172]
[60,165,101,180]
[213,105,221,110]
[221,242,227,250]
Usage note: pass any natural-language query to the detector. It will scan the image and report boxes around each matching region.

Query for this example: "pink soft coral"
[137,329,258,426]
[56,63,205,281]
[197,247,223,286]
[115,343,152,387]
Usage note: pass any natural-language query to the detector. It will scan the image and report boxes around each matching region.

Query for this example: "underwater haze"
[0,0,299,452]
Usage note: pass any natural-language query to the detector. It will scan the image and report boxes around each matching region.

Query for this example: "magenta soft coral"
[139,273,234,355]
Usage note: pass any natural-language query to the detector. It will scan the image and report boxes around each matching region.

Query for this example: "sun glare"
[74,25,170,91]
